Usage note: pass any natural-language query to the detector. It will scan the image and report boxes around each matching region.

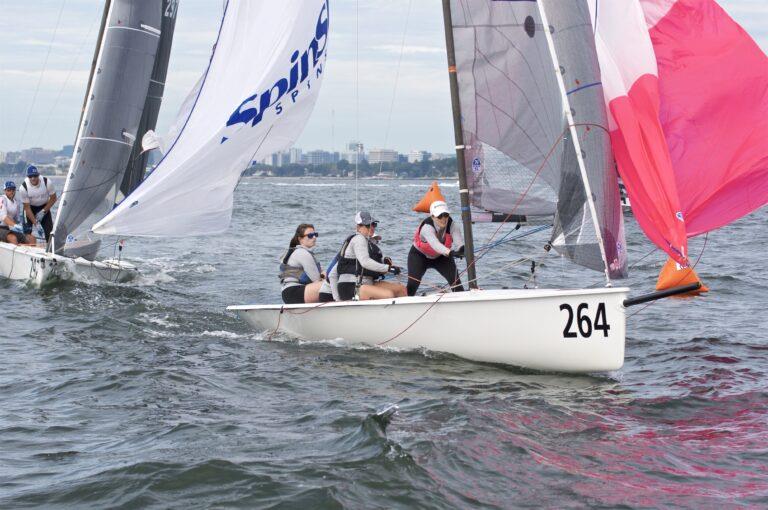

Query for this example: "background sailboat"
[0,0,169,285]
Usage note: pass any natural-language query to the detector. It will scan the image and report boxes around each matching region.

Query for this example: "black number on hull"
[560,304,577,338]
[594,302,610,337]
[560,302,611,338]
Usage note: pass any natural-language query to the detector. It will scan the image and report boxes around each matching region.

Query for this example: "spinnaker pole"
[441,0,478,289]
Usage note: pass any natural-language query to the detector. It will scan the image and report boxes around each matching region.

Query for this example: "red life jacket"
[413,216,453,257]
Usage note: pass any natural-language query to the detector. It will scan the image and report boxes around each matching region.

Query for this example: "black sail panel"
[120,0,179,197]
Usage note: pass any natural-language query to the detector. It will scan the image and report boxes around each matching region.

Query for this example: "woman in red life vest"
[407,200,465,296]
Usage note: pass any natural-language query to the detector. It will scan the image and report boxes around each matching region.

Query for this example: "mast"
[536,1,612,286]
[441,0,478,289]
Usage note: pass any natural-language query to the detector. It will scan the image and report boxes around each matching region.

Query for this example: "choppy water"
[1,177,767,508]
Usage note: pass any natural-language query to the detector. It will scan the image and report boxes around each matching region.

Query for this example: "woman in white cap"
[407,200,465,296]
[336,211,406,301]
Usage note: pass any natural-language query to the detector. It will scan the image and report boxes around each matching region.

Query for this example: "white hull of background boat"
[0,242,137,286]
[229,287,629,373]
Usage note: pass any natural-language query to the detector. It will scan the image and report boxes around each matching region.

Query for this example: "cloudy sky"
[0,0,766,154]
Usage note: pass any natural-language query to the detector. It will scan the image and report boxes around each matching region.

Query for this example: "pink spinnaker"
[589,0,688,263]
[641,0,768,237]
[590,0,767,263]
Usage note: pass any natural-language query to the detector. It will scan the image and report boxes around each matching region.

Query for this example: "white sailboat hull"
[0,242,137,286]
[229,287,629,373]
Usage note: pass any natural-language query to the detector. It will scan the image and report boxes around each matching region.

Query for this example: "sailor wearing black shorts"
[407,200,465,296]
[18,166,57,243]
[279,224,324,304]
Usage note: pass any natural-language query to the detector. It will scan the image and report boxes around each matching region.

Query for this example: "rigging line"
[354,0,359,213]
[37,6,101,144]
[463,256,532,286]
[585,246,659,289]
[378,0,413,175]
[475,224,552,252]
[18,0,68,150]
[454,125,568,288]
[377,292,447,346]
[628,233,709,319]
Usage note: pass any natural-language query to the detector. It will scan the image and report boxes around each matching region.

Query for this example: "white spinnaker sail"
[93,0,329,236]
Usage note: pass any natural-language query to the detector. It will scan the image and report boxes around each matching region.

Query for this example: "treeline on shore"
[2,157,460,179]
[244,157,459,178]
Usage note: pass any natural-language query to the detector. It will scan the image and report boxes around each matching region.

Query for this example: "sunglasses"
[366,222,378,228]
[437,213,450,219]
[304,232,319,239]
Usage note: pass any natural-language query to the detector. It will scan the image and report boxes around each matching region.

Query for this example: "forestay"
[93,0,330,237]
[449,0,626,278]
[52,0,161,249]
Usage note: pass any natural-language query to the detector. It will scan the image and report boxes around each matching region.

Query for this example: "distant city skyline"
[1,1,765,154]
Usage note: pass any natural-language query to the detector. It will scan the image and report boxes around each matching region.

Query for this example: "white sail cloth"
[93,0,329,236]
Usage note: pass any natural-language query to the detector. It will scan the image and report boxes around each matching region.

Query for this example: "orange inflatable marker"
[412,181,446,213]
[655,257,709,295]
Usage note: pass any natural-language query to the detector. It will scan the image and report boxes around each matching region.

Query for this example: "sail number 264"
[559,303,610,338]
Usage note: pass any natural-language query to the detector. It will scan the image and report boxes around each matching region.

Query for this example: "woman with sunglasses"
[279,223,325,304]
[407,200,465,296]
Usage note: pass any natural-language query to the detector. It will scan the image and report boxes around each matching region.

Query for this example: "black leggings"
[406,246,464,296]
[27,204,53,242]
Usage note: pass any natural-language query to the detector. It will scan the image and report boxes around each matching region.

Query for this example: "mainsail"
[52,0,162,250]
[93,0,329,237]
[449,0,627,279]
[119,0,179,198]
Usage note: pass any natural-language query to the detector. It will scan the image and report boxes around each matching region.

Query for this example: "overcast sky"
[0,0,766,154]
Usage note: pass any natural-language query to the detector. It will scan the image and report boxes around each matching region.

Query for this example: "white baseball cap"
[430,200,450,217]
[354,210,378,226]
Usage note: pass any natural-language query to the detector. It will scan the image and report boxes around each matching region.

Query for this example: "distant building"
[368,148,399,165]
[341,140,365,165]
[408,150,431,163]
[20,147,57,165]
[288,147,303,164]
[430,153,454,161]
[54,155,71,168]
[60,145,74,157]
[304,150,338,166]
[0,151,5,164]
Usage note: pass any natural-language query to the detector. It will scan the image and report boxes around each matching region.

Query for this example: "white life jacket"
[20,176,54,207]
[0,195,21,224]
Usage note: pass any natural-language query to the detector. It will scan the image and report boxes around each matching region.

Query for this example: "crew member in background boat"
[407,200,465,296]
[0,181,29,245]
[280,223,325,304]
[337,211,407,301]
[18,166,57,243]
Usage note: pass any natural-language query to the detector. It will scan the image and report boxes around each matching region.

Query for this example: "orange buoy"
[412,181,446,213]
[655,257,709,295]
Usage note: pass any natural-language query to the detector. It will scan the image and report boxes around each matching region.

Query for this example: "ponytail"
[283,223,314,264]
